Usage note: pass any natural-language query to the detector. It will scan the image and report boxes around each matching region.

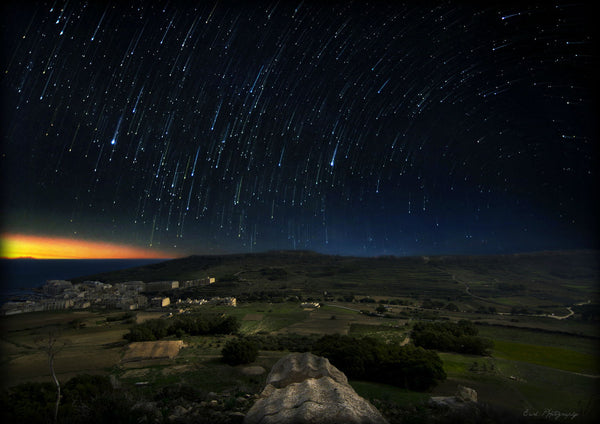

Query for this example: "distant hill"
[72,250,599,310]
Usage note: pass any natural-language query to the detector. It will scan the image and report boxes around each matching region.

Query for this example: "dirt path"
[546,307,574,320]
[451,274,502,305]
[452,274,587,321]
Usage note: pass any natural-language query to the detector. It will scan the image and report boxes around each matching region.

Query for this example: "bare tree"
[35,329,69,424]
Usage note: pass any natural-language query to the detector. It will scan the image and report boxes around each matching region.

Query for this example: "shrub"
[221,338,259,365]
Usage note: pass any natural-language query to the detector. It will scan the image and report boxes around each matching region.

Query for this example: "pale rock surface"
[240,365,267,376]
[429,385,478,410]
[265,350,348,388]
[456,385,477,403]
[244,352,388,424]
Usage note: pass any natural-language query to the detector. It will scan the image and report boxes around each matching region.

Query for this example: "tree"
[35,329,69,424]
[221,338,258,365]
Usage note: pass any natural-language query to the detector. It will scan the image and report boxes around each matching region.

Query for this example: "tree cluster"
[171,314,240,336]
[411,320,493,355]
[312,334,446,391]
[124,313,240,342]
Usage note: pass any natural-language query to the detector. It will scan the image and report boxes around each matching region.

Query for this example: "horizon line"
[0,256,175,260]
[0,233,177,260]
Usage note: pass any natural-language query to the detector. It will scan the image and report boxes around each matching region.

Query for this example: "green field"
[491,340,598,374]
[350,380,430,406]
[477,324,600,354]
[348,323,408,344]
[436,351,599,414]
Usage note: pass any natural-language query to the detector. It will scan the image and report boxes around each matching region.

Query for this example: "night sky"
[1,0,598,257]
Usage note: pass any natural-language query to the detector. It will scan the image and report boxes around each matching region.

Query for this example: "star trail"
[1,0,597,257]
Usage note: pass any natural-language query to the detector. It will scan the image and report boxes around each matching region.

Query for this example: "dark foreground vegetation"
[0,374,250,424]
[1,372,572,424]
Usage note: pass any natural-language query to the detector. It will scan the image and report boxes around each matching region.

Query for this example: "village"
[0,276,238,316]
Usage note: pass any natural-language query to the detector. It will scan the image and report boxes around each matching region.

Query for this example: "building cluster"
[176,297,237,307]
[1,276,220,316]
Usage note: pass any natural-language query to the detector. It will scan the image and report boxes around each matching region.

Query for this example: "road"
[453,274,589,320]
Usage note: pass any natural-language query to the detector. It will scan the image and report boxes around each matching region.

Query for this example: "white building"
[146,281,179,291]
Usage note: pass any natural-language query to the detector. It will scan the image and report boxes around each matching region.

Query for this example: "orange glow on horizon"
[1,233,174,259]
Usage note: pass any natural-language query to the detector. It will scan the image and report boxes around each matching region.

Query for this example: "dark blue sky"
[1,0,598,257]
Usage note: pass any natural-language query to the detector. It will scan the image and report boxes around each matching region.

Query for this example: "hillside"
[74,250,599,313]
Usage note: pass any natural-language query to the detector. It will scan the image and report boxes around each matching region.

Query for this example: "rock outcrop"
[244,352,388,424]
[429,385,478,410]
[455,385,477,403]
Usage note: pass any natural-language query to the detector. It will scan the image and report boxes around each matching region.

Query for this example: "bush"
[221,338,259,365]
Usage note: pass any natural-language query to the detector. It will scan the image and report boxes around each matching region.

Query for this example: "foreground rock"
[429,385,478,410]
[244,352,388,424]
[456,385,477,403]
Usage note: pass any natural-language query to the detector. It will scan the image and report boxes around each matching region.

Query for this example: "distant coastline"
[0,258,166,303]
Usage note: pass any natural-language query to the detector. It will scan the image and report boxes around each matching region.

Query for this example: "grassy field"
[435,351,599,414]
[491,340,598,374]
[476,324,600,355]
[350,380,430,406]
[348,323,408,344]
[0,310,130,388]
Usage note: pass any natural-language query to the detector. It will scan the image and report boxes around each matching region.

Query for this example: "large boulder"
[244,352,388,424]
